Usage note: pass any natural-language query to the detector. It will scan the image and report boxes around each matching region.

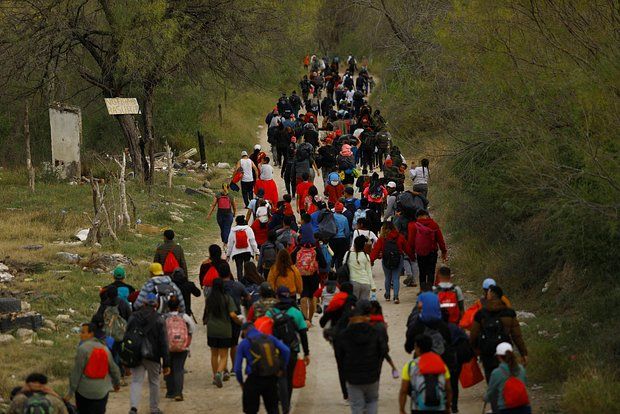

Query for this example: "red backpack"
[235,230,249,249]
[217,195,231,210]
[202,266,219,287]
[83,347,109,379]
[297,247,318,276]
[414,222,436,256]
[502,367,530,408]
[166,314,190,352]
[163,250,180,274]
[437,285,460,323]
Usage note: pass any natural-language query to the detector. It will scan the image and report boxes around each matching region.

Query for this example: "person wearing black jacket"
[289,91,302,117]
[404,292,453,364]
[335,300,388,413]
[171,267,201,317]
[127,294,170,414]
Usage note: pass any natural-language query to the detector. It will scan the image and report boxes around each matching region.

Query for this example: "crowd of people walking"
[5,54,531,414]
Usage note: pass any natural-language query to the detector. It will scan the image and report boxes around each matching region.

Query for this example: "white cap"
[254,144,261,150]
[496,342,513,356]
[387,181,396,188]
[241,150,248,156]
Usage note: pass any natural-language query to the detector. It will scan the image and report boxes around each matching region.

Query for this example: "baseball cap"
[334,202,344,213]
[149,262,164,276]
[241,150,248,156]
[254,144,261,150]
[387,181,396,189]
[113,266,126,279]
[496,342,513,356]
[145,293,158,306]
[276,286,294,302]
[256,188,265,198]
[482,278,496,290]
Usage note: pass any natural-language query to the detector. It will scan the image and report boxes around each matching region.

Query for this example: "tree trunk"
[116,152,131,228]
[143,83,156,185]
[165,141,173,188]
[114,114,143,181]
[24,102,35,192]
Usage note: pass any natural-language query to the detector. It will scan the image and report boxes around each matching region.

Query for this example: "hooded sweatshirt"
[126,307,170,367]
[134,275,186,313]
[370,229,407,262]
[227,224,260,257]
[470,298,528,357]
[335,320,388,385]
[404,293,451,355]
[171,268,201,316]
[406,217,447,257]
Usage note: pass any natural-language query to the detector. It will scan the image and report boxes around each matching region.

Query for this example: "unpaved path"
[107,77,486,413]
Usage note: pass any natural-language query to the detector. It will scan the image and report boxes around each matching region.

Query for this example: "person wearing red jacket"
[406,210,447,289]
[370,222,408,304]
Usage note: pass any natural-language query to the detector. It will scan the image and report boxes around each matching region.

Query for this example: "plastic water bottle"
[370,292,377,301]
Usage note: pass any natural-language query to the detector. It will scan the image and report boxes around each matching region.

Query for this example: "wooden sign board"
[104,98,141,115]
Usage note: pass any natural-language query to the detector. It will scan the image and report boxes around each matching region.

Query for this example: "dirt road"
[107,86,487,414]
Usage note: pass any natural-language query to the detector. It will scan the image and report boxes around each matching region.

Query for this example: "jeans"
[233,252,253,282]
[352,281,371,301]
[242,375,279,414]
[130,359,161,412]
[217,211,234,243]
[76,392,108,414]
[277,351,298,413]
[383,259,403,299]
[450,362,462,412]
[165,351,188,397]
[413,183,428,198]
[346,381,379,414]
[403,255,419,279]
[241,181,254,208]
[329,238,349,269]
[417,251,438,288]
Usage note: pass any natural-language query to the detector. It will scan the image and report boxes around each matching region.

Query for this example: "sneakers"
[384,292,390,302]
[213,372,223,388]
[129,409,137,414]
[174,395,184,402]
[394,298,400,304]
[223,370,230,382]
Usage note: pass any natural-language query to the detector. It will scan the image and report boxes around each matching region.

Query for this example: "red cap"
[385,159,393,167]
[334,202,344,213]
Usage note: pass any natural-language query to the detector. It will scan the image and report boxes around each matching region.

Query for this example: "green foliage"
[562,368,620,414]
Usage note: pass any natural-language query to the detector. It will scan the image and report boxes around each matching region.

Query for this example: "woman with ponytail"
[410,158,430,197]
[485,342,531,414]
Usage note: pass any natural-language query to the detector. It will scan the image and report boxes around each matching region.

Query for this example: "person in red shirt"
[406,209,447,289]
[324,172,345,205]
[370,221,408,304]
[295,172,313,213]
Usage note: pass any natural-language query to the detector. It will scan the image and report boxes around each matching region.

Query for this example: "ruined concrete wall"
[49,104,82,179]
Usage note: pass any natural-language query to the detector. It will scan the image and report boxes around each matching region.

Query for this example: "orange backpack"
[84,347,109,379]
[163,251,180,274]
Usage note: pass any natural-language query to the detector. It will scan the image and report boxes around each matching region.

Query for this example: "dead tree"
[165,141,173,188]
[114,151,131,228]
[24,103,35,192]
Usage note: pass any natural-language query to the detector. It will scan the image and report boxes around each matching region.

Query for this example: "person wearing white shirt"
[409,158,430,197]
[227,216,260,280]
[236,151,259,207]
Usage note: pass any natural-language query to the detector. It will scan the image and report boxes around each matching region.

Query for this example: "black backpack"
[120,318,156,368]
[479,309,511,355]
[154,283,176,314]
[261,243,278,270]
[383,238,401,270]
[22,392,52,414]
[271,308,300,350]
[249,334,280,377]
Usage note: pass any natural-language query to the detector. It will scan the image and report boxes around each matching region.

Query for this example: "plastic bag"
[292,358,306,389]
[459,357,484,388]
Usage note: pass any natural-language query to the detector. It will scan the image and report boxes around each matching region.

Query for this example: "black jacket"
[171,269,201,316]
[127,307,170,367]
[94,296,132,323]
[405,317,452,359]
[335,321,388,385]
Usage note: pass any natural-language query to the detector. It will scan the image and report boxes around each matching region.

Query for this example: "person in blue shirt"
[330,202,352,269]
[234,323,291,414]
[310,201,327,234]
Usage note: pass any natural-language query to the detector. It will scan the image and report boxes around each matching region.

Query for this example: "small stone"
[15,328,34,340]
[216,162,231,169]
[0,334,15,343]
[37,339,54,347]
[519,321,528,327]
[0,263,8,272]
[39,328,53,333]
[56,314,71,322]
[94,243,102,248]
[71,326,81,334]
[0,271,14,282]
[23,278,33,282]
[541,281,550,293]
[202,180,211,188]
[21,244,44,250]
[170,215,184,223]
[21,301,31,311]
